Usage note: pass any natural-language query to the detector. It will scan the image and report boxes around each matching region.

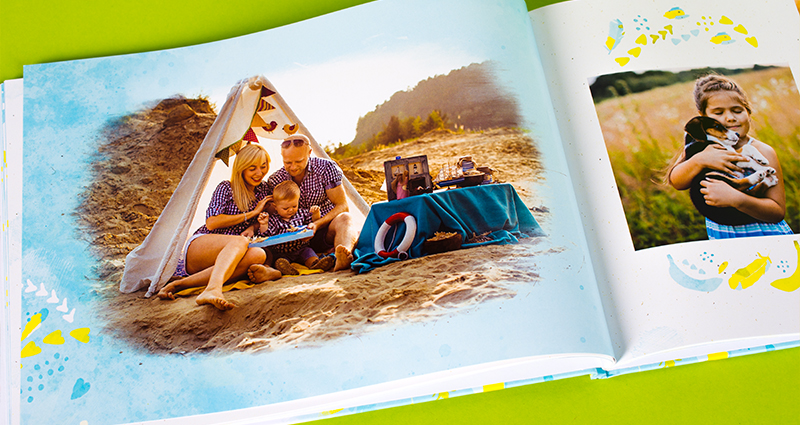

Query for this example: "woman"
[157,143,281,310]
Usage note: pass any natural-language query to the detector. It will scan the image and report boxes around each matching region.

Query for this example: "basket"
[423,232,463,254]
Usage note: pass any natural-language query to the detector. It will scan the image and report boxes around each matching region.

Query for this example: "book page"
[10,0,615,423]
[1,79,24,425]
[531,0,800,368]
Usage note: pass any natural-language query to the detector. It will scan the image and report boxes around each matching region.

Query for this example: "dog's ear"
[684,116,707,141]
[703,116,728,133]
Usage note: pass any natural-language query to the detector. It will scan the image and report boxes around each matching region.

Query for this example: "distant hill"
[349,61,521,148]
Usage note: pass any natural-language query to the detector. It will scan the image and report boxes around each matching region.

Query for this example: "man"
[267,134,360,271]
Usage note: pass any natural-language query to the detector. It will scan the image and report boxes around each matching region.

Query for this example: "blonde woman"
[157,143,281,309]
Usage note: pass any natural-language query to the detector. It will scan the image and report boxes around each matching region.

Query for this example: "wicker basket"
[423,232,463,254]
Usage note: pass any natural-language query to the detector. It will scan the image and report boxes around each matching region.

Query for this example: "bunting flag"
[260,86,276,98]
[243,128,258,143]
[257,98,276,112]
[215,78,303,165]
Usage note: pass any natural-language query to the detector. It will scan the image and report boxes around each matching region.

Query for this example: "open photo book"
[2,0,798,423]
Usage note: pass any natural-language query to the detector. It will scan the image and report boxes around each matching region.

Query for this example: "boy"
[256,180,335,274]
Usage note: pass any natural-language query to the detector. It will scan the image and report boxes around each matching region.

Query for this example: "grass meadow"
[594,66,800,250]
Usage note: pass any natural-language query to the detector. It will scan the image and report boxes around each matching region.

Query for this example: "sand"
[81,99,556,354]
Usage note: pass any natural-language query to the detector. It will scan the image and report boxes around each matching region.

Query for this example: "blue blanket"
[352,183,545,273]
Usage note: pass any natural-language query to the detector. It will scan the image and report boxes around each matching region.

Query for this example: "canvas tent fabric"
[120,76,369,296]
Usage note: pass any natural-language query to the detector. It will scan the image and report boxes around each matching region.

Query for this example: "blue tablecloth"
[352,183,545,273]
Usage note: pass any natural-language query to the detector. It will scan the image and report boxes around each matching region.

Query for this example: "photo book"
[2,0,799,423]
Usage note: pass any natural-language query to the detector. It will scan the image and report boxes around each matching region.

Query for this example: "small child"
[257,180,334,274]
[668,74,792,239]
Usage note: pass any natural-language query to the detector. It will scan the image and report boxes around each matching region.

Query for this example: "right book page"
[529,0,800,369]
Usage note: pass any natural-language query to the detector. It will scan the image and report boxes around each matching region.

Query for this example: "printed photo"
[590,64,800,250]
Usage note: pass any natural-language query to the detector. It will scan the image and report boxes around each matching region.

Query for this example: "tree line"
[328,110,450,159]
[590,65,777,103]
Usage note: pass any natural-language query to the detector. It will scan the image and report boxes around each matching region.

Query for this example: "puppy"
[683,116,776,225]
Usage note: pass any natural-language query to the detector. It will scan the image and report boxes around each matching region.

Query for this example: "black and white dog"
[683,116,776,225]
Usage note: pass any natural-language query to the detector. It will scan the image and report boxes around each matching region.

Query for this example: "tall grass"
[596,67,800,250]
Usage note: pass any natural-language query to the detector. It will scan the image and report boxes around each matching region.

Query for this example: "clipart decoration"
[605,6,759,67]
[21,279,93,404]
[667,240,800,292]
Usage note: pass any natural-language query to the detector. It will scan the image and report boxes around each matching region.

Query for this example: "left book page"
[2,79,23,425]
[9,0,613,424]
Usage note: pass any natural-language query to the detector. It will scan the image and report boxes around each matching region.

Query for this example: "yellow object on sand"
[174,263,323,297]
[288,263,325,276]
[176,280,255,297]
[728,253,771,290]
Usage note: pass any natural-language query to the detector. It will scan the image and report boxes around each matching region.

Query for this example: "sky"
[23,0,536,149]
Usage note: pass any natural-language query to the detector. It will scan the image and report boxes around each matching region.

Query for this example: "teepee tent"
[120,76,369,296]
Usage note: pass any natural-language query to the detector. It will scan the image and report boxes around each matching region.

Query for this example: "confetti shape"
[47,290,59,304]
[71,378,91,400]
[56,298,69,313]
[43,330,65,345]
[70,328,91,343]
[21,341,42,358]
[25,280,37,293]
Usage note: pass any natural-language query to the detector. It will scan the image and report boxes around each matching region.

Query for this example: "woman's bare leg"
[194,236,250,309]
[155,234,270,310]
[157,246,270,300]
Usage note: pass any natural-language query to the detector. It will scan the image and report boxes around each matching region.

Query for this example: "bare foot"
[248,264,282,283]
[156,282,178,300]
[196,290,235,310]
[310,255,335,272]
[275,258,299,276]
[333,245,354,272]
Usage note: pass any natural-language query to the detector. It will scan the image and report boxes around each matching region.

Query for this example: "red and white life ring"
[374,212,416,260]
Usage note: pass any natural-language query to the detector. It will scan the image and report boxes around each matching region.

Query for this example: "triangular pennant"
[260,86,276,98]
[257,98,276,112]
[251,113,269,128]
[216,146,232,166]
[243,128,258,143]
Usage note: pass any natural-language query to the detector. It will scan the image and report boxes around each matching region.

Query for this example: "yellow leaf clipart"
[729,253,771,290]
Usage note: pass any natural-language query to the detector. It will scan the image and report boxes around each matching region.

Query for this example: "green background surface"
[1,0,798,424]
